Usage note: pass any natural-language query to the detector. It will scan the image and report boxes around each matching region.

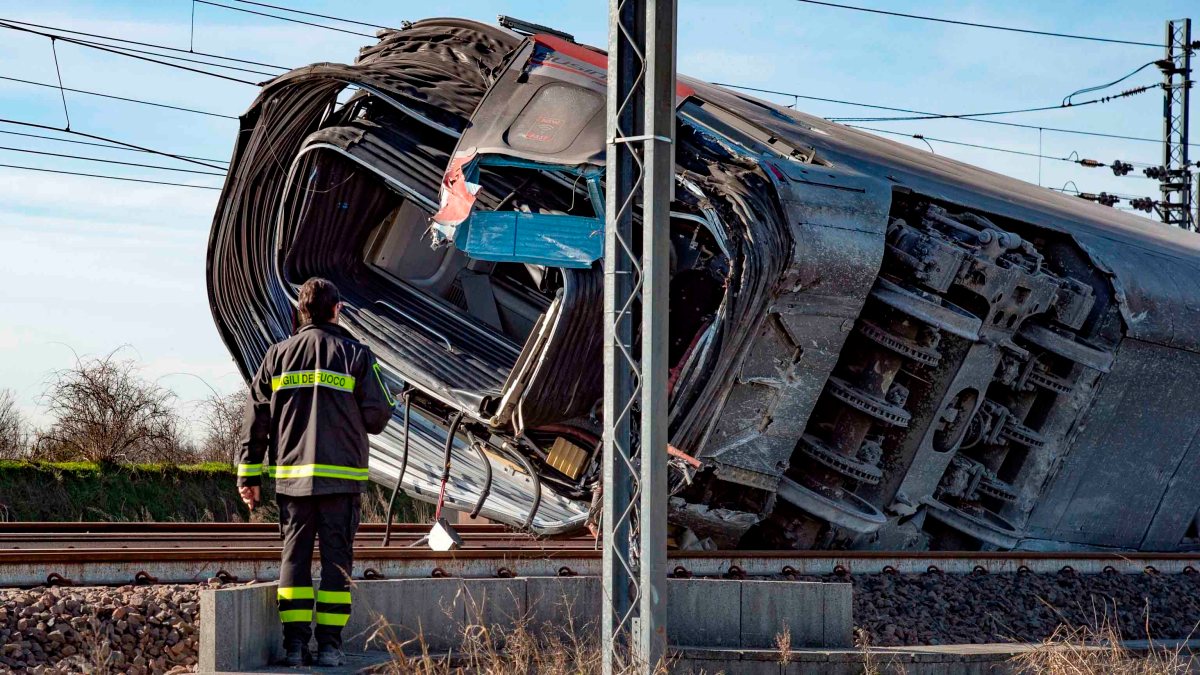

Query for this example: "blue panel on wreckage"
[453,158,604,269]
[455,210,603,268]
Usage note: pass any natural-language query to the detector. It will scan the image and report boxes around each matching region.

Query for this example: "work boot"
[316,644,344,667]
[284,642,310,667]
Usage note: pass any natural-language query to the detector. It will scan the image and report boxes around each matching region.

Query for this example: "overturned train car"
[208,19,1200,552]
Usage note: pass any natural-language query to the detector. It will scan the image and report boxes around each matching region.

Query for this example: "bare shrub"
[0,388,30,459]
[196,389,247,464]
[36,351,188,464]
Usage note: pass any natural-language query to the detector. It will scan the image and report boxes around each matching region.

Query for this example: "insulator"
[1077,159,1105,168]
[1110,161,1133,176]
[1130,197,1155,213]
[1097,193,1119,207]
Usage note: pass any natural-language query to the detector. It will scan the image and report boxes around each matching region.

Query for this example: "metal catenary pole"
[602,0,675,672]
[1157,18,1193,230]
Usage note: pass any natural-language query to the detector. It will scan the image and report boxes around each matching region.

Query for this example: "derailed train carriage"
[208,19,1200,552]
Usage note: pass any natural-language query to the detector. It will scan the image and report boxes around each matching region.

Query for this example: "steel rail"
[0,543,1196,588]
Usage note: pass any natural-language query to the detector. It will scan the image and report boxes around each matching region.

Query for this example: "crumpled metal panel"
[699,164,892,489]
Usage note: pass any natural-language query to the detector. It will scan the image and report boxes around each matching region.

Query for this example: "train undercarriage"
[208,19,1200,552]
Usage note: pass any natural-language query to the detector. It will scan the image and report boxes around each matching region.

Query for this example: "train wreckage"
[208,19,1200,552]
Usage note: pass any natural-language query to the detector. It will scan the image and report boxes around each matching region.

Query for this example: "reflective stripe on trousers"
[277,493,359,649]
[277,586,314,624]
[315,589,351,627]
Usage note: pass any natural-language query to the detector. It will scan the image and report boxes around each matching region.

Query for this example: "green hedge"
[0,461,418,523]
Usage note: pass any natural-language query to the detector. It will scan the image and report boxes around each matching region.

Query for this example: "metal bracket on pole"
[602,0,675,672]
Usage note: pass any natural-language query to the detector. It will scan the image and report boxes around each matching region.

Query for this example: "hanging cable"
[0,163,220,189]
[433,412,465,521]
[791,0,1166,48]
[467,433,493,519]
[382,391,411,547]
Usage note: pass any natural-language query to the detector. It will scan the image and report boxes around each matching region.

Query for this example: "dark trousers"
[277,493,360,649]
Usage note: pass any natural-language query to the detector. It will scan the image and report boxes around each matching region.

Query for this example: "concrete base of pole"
[198,577,852,672]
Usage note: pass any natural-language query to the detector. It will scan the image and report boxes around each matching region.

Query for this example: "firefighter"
[236,277,395,667]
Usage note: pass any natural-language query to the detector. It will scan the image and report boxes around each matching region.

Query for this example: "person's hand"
[239,485,261,510]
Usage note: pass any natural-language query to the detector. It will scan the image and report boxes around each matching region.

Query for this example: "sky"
[0,0,1196,437]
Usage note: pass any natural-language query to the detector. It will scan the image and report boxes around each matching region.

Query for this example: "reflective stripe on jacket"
[236,322,395,496]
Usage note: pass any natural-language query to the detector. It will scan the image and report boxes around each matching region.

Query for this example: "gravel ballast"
[0,582,213,674]
[1,571,1199,672]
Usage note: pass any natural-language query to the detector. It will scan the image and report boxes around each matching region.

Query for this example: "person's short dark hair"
[297,277,340,325]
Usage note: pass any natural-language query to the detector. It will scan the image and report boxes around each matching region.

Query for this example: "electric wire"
[0,75,239,119]
[0,17,290,71]
[0,162,221,189]
[848,125,1162,176]
[0,144,227,175]
[713,82,1198,147]
[0,20,260,85]
[1064,61,1161,105]
[194,0,374,37]
[0,118,228,170]
[0,128,228,164]
[831,84,1156,123]
[226,0,392,30]
[49,39,70,129]
[791,0,1166,48]
[1050,185,1153,201]
[32,35,280,78]
[847,125,1084,162]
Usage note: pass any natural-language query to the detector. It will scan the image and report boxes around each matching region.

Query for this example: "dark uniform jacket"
[237,323,395,496]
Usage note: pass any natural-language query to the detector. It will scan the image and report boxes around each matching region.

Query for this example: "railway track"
[1,523,1197,587]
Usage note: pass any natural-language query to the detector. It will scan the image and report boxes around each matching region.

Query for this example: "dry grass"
[1010,621,1198,675]
[362,583,672,675]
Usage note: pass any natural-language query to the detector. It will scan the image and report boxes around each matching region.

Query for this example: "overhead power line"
[0,17,290,71]
[0,20,260,86]
[831,84,1157,123]
[224,0,392,30]
[0,75,238,120]
[713,82,1199,147]
[791,0,1166,48]
[194,0,375,37]
[1050,185,1153,201]
[0,128,228,164]
[1063,61,1161,105]
[0,118,228,170]
[849,125,1089,163]
[0,145,227,176]
[0,162,221,189]
[848,125,1160,175]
